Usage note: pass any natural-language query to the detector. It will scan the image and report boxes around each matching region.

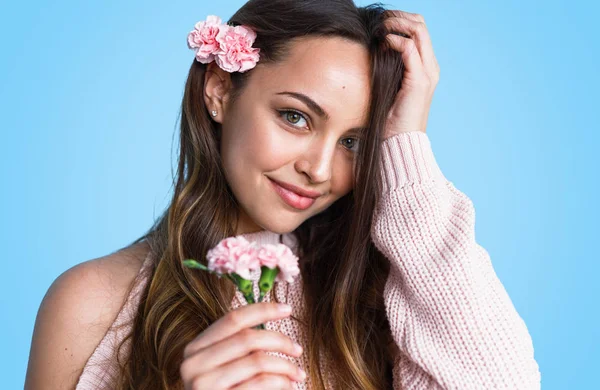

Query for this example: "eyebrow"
[276,91,330,120]
[275,91,368,134]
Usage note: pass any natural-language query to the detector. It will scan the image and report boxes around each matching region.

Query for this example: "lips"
[269,178,322,199]
[269,178,317,210]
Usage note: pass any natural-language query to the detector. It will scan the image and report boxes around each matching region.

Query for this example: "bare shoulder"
[24,241,151,390]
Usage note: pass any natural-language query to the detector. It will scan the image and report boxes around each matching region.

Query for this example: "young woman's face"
[214,36,371,235]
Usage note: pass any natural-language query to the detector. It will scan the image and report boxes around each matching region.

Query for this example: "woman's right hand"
[180,302,306,390]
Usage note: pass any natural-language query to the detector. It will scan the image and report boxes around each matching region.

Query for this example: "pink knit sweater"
[75,131,541,389]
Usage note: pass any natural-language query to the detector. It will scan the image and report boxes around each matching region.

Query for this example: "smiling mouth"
[268,178,316,210]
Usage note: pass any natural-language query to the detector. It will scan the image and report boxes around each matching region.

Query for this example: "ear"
[203,62,233,123]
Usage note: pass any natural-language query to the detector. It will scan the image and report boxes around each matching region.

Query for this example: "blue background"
[2,1,597,388]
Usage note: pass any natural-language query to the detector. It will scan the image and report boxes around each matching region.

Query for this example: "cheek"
[329,159,355,197]
[251,128,294,171]
[221,113,292,175]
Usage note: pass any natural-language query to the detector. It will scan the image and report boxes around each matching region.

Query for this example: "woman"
[25,0,541,389]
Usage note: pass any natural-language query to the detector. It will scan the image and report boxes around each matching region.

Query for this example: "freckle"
[342,86,346,89]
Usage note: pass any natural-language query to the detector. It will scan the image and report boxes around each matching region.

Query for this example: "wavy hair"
[110,0,405,388]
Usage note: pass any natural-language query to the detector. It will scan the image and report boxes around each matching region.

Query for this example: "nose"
[294,135,336,184]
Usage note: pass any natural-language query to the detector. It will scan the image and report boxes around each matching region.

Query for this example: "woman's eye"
[278,109,360,153]
[341,137,361,153]
[279,110,309,128]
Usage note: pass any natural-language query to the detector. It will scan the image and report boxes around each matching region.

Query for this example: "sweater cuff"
[379,131,447,192]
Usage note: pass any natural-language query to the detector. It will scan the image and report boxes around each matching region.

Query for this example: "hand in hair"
[382,10,440,137]
[180,302,305,389]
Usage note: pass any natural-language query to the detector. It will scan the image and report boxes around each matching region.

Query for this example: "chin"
[253,211,305,235]
[263,220,301,235]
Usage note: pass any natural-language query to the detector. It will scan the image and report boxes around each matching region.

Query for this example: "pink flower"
[257,244,300,283]
[214,25,260,73]
[206,236,260,280]
[187,15,224,64]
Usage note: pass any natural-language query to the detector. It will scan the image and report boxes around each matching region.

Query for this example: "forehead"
[250,36,372,124]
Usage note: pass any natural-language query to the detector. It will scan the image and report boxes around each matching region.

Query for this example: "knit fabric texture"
[75,131,541,389]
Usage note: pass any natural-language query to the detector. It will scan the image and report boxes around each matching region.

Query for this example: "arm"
[371,131,541,390]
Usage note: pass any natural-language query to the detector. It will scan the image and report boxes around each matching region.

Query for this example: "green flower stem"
[258,266,279,301]
[183,259,266,330]
[182,259,211,272]
[244,293,256,304]
[229,273,254,296]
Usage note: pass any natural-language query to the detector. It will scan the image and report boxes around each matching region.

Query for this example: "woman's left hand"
[382,10,440,139]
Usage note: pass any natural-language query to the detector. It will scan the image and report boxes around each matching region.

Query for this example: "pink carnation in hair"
[257,244,300,283]
[187,15,224,64]
[206,236,260,280]
[214,24,261,73]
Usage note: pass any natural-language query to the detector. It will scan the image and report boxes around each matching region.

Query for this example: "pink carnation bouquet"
[183,236,299,329]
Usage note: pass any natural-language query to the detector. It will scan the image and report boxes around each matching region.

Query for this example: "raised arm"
[371,131,541,389]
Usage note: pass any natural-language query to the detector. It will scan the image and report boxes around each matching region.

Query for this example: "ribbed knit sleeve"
[370,131,541,390]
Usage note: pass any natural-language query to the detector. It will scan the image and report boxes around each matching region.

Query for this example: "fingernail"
[297,368,306,380]
[294,343,303,354]
[278,304,292,313]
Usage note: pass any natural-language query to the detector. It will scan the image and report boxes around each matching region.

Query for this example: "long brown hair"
[112,0,405,388]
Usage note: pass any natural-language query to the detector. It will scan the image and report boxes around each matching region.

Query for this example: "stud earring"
[211,110,218,117]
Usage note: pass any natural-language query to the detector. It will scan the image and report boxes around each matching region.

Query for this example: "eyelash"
[277,109,361,153]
